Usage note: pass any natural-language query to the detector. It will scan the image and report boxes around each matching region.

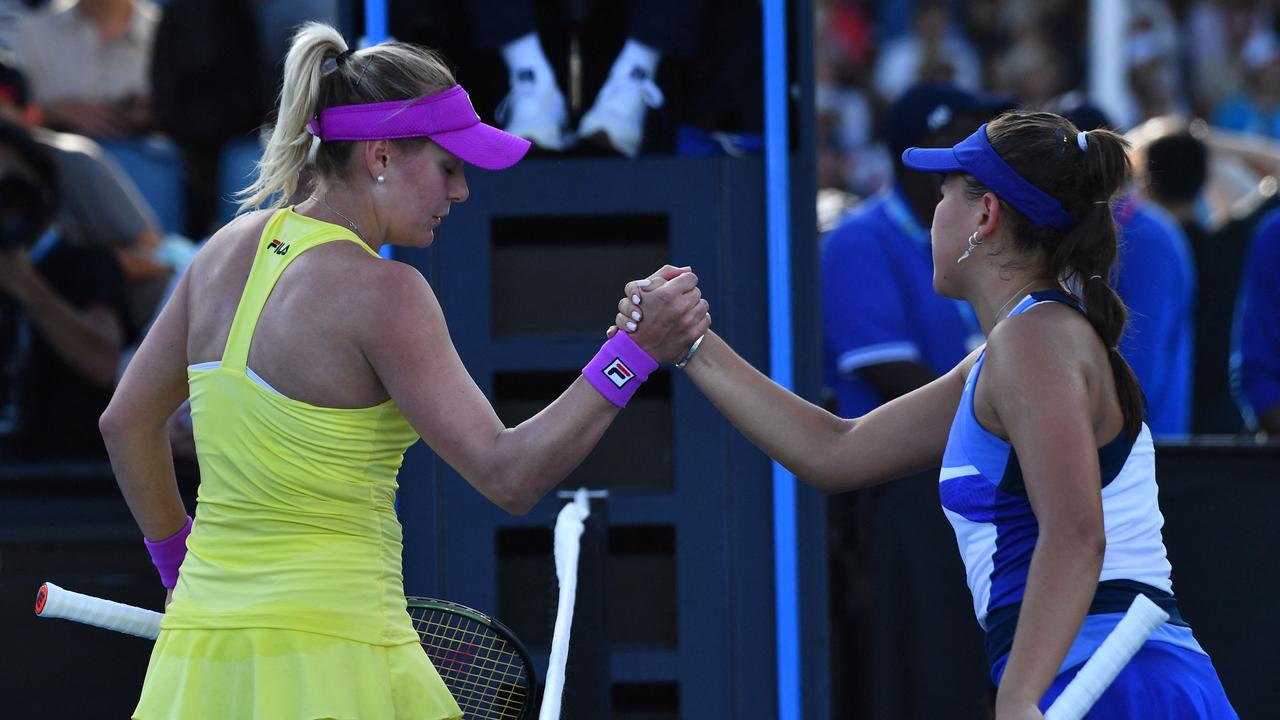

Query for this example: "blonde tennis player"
[100,22,708,719]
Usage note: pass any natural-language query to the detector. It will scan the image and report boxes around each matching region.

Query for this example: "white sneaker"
[577,65,665,158]
[496,68,572,151]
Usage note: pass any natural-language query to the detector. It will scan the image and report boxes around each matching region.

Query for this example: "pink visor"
[307,85,530,170]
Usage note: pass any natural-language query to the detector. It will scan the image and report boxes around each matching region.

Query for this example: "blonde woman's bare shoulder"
[363,258,437,307]
[184,209,279,289]
[350,260,445,341]
[205,208,278,250]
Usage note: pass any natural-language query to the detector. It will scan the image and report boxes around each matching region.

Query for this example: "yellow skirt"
[132,628,463,719]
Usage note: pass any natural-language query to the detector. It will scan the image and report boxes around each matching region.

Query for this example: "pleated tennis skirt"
[132,627,463,719]
[1038,641,1238,718]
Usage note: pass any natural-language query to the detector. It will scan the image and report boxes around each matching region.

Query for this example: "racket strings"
[411,607,531,720]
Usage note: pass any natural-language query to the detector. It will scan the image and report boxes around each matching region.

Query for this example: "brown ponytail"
[963,112,1145,441]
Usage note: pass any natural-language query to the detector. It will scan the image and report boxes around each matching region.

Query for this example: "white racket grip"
[1044,594,1170,720]
[35,582,162,640]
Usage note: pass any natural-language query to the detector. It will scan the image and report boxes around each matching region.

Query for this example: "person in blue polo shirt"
[822,82,1013,419]
[1053,98,1196,436]
[1235,210,1280,434]
[819,81,1015,719]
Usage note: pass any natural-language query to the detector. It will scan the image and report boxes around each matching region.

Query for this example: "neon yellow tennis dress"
[133,208,462,720]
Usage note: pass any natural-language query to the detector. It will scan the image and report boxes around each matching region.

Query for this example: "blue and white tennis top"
[939,291,1207,683]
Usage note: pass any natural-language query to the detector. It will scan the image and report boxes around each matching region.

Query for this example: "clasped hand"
[606,265,710,363]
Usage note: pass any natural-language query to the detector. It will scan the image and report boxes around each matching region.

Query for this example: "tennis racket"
[406,596,538,720]
[35,582,538,720]
[1043,593,1170,720]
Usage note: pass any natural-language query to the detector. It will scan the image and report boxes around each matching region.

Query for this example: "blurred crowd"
[816,0,1280,438]
[0,0,339,462]
[0,0,1277,469]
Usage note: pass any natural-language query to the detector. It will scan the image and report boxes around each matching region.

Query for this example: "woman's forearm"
[485,377,621,515]
[101,421,187,540]
[996,530,1105,710]
[681,332,853,490]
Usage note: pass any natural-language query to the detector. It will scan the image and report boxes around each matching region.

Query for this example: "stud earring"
[957,231,982,264]
[377,174,385,184]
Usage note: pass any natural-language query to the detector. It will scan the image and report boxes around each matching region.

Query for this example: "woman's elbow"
[1085,527,1107,561]
[99,395,143,445]
[1045,519,1106,562]
[494,490,537,517]
[483,470,539,517]
[99,402,126,442]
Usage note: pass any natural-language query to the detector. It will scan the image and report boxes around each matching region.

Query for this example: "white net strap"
[538,488,591,720]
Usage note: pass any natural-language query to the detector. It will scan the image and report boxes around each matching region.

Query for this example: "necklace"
[311,194,365,244]
[993,280,1039,325]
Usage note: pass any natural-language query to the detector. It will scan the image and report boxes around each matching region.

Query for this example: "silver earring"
[957,231,982,264]
[377,174,385,184]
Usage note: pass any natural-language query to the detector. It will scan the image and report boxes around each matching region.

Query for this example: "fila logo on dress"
[267,239,291,255]
[603,358,635,388]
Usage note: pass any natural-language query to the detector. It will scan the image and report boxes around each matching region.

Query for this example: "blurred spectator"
[1121,0,1188,129]
[1235,209,1280,435]
[872,0,981,104]
[1184,0,1272,117]
[823,85,1013,720]
[1057,98,1196,436]
[0,0,27,51]
[1210,29,1280,139]
[992,25,1070,110]
[822,82,1011,418]
[11,0,159,138]
[0,119,132,460]
[1129,115,1280,432]
[958,0,1008,88]
[470,0,708,157]
[150,0,268,239]
[0,53,168,324]
[816,0,889,195]
[149,0,338,237]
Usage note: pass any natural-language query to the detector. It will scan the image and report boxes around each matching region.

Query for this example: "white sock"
[612,38,661,80]
[501,32,553,84]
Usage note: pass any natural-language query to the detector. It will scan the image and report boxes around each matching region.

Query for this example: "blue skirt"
[1039,641,1238,718]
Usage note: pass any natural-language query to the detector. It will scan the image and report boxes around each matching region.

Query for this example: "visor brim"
[432,121,531,170]
[901,147,966,174]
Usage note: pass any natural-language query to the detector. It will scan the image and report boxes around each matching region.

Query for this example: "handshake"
[604,265,710,366]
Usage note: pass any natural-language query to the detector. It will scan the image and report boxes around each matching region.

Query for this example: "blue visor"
[902,124,1076,232]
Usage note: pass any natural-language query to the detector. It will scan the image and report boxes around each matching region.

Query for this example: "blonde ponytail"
[236,23,347,211]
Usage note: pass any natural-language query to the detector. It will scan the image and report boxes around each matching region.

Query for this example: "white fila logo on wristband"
[603,358,635,388]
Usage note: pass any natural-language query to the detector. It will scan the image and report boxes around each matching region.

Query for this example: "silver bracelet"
[674,334,705,370]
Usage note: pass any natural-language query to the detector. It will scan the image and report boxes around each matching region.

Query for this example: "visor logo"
[603,358,635,388]
[927,105,953,133]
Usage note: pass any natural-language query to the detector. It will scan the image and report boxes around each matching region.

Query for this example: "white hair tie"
[1077,131,1089,151]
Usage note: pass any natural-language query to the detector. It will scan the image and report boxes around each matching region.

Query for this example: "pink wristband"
[583,332,659,407]
[145,515,192,589]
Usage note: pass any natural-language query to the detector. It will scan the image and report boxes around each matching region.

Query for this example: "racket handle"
[35,582,162,641]
[1044,594,1169,720]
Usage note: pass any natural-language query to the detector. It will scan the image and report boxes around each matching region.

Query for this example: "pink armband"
[145,515,192,589]
[583,332,659,407]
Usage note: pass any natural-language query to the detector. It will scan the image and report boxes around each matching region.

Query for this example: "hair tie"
[320,49,356,75]
[1077,131,1089,151]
